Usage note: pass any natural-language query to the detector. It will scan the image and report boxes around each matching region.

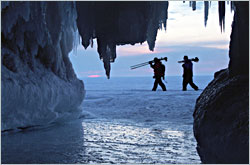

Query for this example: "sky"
[69,1,234,78]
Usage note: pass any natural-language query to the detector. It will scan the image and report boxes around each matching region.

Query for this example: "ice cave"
[1,1,249,164]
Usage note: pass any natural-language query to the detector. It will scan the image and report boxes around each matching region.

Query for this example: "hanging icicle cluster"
[188,1,235,31]
[76,2,169,78]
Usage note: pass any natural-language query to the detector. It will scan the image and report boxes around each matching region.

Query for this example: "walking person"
[178,55,199,91]
[149,57,166,91]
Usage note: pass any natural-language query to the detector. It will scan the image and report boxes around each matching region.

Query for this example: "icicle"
[1,1,9,9]
[146,1,168,51]
[204,1,209,27]
[108,44,116,63]
[72,29,80,56]
[164,2,169,31]
[102,44,116,79]
[188,1,196,11]
[102,55,111,79]
[97,38,117,78]
[230,1,236,12]
[90,38,94,48]
[218,1,225,32]
[192,1,196,11]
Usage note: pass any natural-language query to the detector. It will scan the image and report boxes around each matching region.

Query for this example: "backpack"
[154,63,165,77]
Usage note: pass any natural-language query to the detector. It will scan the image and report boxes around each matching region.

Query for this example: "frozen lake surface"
[2,76,213,164]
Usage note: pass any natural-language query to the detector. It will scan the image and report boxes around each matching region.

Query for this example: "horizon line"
[78,75,214,79]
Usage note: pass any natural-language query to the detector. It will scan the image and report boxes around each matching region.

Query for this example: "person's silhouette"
[179,56,198,91]
[149,58,166,91]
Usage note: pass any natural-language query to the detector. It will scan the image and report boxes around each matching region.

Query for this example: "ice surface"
[2,76,213,163]
[81,76,212,121]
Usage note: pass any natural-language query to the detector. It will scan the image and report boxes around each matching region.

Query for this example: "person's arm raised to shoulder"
[149,61,154,68]
[178,60,185,63]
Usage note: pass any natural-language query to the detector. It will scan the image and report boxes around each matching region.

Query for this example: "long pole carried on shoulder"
[178,57,199,63]
[130,57,168,70]
[130,61,151,69]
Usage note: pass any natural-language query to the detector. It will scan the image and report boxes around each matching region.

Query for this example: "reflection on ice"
[2,120,86,164]
[161,130,184,139]
[82,120,200,164]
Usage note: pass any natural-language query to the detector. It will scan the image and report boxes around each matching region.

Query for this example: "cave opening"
[2,1,248,164]
[69,1,234,83]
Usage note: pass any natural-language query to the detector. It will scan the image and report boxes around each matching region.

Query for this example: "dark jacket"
[182,60,193,78]
[150,62,165,78]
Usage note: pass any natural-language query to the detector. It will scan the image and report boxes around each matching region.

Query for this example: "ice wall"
[1,2,85,131]
[76,2,169,78]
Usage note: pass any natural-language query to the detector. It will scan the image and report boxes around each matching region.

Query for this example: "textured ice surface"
[2,76,213,164]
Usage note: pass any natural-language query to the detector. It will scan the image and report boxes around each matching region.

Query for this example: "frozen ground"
[2,76,213,164]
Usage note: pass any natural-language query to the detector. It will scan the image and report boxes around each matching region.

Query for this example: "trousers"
[183,76,198,91]
[152,77,166,91]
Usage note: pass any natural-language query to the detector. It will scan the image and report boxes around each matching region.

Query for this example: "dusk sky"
[69,1,234,78]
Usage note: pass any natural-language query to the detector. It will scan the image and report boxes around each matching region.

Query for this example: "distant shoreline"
[79,75,214,79]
